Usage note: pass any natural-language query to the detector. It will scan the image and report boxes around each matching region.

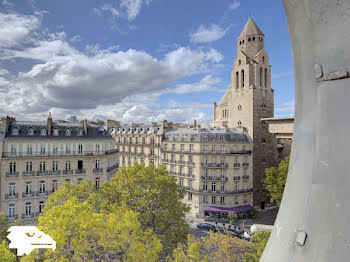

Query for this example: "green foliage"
[0,240,16,262]
[169,232,249,262]
[262,155,290,202]
[0,212,10,242]
[244,231,271,262]
[100,163,190,257]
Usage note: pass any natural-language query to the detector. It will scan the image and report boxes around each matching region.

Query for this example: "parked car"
[197,223,217,232]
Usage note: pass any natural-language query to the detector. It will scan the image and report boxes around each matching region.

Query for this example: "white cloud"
[0,13,40,47]
[272,71,294,79]
[275,100,295,113]
[229,1,240,10]
[168,75,224,94]
[101,3,120,17]
[190,24,229,44]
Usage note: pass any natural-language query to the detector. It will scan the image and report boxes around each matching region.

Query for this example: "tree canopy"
[262,155,290,202]
[243,231,271,262]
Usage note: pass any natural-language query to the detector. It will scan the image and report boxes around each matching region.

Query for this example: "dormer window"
[41,128,47,136]
[28,128,34,136]
[65,129,71,136]
[78,129,83,136]
[53,129,59,136]
[12,127,19,136]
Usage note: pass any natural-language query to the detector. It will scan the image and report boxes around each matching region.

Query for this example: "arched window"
[12,127,19,136]
[239,41,241,45]
[263,56,265,63]
[28,128,34,136]
[238,121,242,126]
[238,104,242,110]
[53,128,59,136]
[248,37,251,42]
[41,128,46,136]
[242,39,245,44]
[265,68,268,87]
[65,129,71,136]
[252,37,255,41]
[236,72,239,89]
[241,70,245,88]
[262,103,266,110]
[260,67,263,87]
[261,138,266,144]
[239,60,241,65]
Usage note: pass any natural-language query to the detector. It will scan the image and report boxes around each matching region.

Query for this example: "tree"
[244,231,271,262]
[0,240,16,262]
[100,163,190,257]
[0,212,10,242]
[23,181,162,261]
[262,155,290,202]
[170,232,249,262]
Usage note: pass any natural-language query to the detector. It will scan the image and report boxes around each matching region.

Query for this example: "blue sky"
[0,0,294,124]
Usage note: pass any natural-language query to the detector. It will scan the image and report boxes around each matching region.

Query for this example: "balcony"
[107,164,118,172]
[22,171,34,177]
[201,176,228,181]
[242,163,249,167]
[201,163,228,168]
[21,213,35,220]
[187,174,195,179]
[234,176,241,181]
[230,150,252,154]
[242,175,249,180]
[93,168,103,173]
[50,170,61,176]
[63,169,74,175]
[169,171,176,175]
[170,160,176,164]
[7,215,18,220]
[178,173,185,177]
[177,161,186,165]
[75,169,86,174]
[162,159,169,163]
[36,191,49,197]
[5,172,19,178]
[36,170,49,176]
[2,149,119,158]
[22,192,34,198]
[233,163,241,168]
[187,162,195,166]
[5,193,18,200]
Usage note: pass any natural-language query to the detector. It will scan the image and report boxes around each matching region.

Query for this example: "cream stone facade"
[0,116,118,225]
[110,120,253,219]
[211,18,278,209]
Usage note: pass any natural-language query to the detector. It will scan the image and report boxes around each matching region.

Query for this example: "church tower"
[212,18,277,209]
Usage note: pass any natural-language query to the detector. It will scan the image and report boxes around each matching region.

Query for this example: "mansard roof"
[239,17,264,38]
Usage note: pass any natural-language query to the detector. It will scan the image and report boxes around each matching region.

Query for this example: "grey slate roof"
[5,120,112,140]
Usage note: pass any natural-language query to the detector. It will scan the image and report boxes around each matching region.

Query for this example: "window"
[235,196,239,204]
[180,144,184,152]
[211,196,216,204]
[95,160,101,169]
[150,137,155,145]
[164,143,168,150]
[188,167,193,176]
[252,36,255,41]
[179,178,183,187]
[189,144,193,152]
[261,138,266,144]
[188,155,193,163]
[96,177,100,188]
[65,179,71,183]
[239,59,241,65]
[27,144,33,155]
[28,128,34,136]
[77,178,83,185]
[263,56,265,63]
[39,201,45,213]
[262,120,266,126]
[10,145,17,156]
[212,145,216,153]
[53,144,58,155]
[212,183,216,193]
[8,183,15,195]
[65,144,71,155]
[234,182,238,192]
[238,120,242,126]
[25,162,32,172]
[244,195,248,203]
[262,158,266,164]
[11,128,19,136]
[96,144,101,154]
[25,181,32,194]
[212,170,217,178]
[243,182,248,191]
[204,157,208,165]
[65,160,71,170]
[53,129,59,136]
[248,37,251,42]
[65,129,71,136]
[188,193,192,201]
[203,195,208,204]
[265,68,267,87]
[41,128,46,136]
[78,144,83,154]
[203,169,208,177]
[150,148,155,155]
[188,180,192,190]
[8,204,15,218]
[52,180,58,192]
[220,196,225,204]
[40,145,46,155]
[262,103,266,110]
[203,182,208,191]
[212,156,216,164]
[241,70,244,88]
[9,162,16,173]
[150,159,155,165]
[236,71,239,89]
[220,135,224,141]
[39,181,45,192]
[78,129,83,136]
[221,145,225,153]
[135,137,139,144]
[142,137,145,144]
[221,170,225,178]
[25,202,32,215]
[39,161,46,171]
[52,161,58,171]
[238,104,242,110]
[260,67,263,86]
[204,145,208,153]
[221,183,225,193]
[179,166,183,175]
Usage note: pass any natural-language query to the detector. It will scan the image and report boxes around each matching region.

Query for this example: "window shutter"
[32,144,36,156]
[93,144,96,155]
[82,144,85,155]
[23,144,27,157]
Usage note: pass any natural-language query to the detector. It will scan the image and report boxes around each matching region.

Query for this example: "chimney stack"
[197,125,201,133]
[83,119,88,134]
[194,120,197,127]
[47,112,52,135]
[1,116,10,132]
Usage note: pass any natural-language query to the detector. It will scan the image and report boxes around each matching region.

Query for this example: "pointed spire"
[239,17,264,38]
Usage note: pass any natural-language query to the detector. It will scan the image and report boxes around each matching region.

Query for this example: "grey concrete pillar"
[261,0,350,261]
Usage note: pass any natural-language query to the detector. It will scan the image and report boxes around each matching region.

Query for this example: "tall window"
[39,201,45,213]
[243,182,248,191]
[179,166,183,175]
[39,161,46,171]
[211,183,216,192]
[234,182,238,192]
[41,129,46,136]
[211,196,216,204]
[150,137,155,145]
[260,67,263,86]
[265,68,267,87]
[25,162,32,172]
[95,177,100,188]
[53,144,58,155]
[220,196,225,204]
[241,70,245,88]
[188,180,192,190]
[204,145,208,153]
[172,144,175,151]
[188,155,193,163]
[25,202,32,215]
[96,144,101,154]
[65,144,71,155]
[236,71,239,89]
[65,160,71,170]
[235,196,239,204]
[243,195,248,203]
[221,145,225,153]
[52,180,58,192]
[40,145,46,155]
[180,144,184,152]
[39,181,45,192]
[221,183,225,193]
[188,167,193,176]
[52,161,58,171]
[8,183,15,195]
[135,137,139,144]
[53,129,59,136]
[95,160,101,169]
[65,129,71,136]
[25,182,32,194]
[150,148,155,155]
[203,195,208,204]
[150,159,155,165]
[221,170,225,178]
[203,182,208,191]
[10,145,17,156]
[78,144,83,154]
[212,145,216,153]
[189,144,193,152]
[9,162,16,173]
[27,144,33,155]
[204,169,208,177]
[179,178,183,187]
[8,204,15,218]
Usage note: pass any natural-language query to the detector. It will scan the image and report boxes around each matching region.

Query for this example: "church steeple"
[239,17,264,39]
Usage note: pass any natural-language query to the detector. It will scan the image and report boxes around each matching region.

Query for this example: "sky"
[0,0,295,124]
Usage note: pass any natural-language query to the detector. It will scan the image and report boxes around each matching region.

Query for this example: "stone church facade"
[211,18,278,209]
